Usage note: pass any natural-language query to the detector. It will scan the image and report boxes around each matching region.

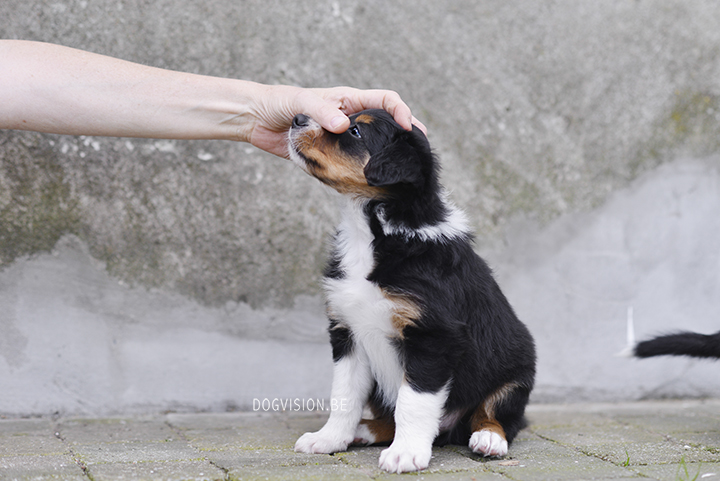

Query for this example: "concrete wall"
[1,0,719,415]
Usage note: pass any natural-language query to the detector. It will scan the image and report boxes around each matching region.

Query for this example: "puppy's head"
[288,109,435,200]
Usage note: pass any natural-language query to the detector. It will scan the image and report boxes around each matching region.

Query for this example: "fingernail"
[330,116,347,130]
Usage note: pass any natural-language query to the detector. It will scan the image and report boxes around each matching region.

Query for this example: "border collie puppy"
[635,330,720,359]
[287,109,536,473]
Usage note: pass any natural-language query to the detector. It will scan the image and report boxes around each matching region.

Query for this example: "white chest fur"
[323,200,404,404]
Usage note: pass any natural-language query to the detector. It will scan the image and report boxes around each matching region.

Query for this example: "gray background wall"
[1,0,719,416]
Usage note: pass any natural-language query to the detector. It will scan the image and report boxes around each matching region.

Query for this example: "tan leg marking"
[468,383,520,456]
[359,417,395,444]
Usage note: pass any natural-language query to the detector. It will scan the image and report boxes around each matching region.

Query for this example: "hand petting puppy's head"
[288,109,436,199]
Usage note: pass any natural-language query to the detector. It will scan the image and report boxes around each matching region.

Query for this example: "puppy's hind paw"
[352,423,375,446]
[469,429,508,457]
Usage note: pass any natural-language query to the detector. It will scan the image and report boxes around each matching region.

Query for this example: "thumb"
[313,105,350,133]
[325,112,350,133]
[296,92,350,133]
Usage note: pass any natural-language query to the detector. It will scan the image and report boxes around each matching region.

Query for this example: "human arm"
[0,40,424,158]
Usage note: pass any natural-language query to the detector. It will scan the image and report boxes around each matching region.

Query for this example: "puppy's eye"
[348,126,362,139]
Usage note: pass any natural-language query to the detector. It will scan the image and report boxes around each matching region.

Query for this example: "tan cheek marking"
[316,146,369,191]
[297,132,384,198]
[292,130,321,158]
[382,290,422,337]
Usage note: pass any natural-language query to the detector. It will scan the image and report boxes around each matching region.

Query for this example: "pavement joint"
[1,399,719,480]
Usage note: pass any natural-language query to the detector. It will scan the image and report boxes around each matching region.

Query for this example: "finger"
[313,106,350,133]
[380,92,415,132]
[326,112,350,133]
[411,115,428,135]
[296,90,350,134]
[339,89,416,132]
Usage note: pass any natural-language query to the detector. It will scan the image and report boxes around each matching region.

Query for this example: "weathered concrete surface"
[1,0,720,414]
[1,400,719,480]
[501,157,720,402]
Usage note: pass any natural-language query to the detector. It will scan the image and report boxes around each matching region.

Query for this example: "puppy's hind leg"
[469,383,530,457]
[354,417,395,446]
[469,412,508,457]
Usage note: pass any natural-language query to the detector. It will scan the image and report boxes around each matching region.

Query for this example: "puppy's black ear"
[364,129,429,189]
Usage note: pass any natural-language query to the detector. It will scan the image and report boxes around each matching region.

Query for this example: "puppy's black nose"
[292,114,310,128]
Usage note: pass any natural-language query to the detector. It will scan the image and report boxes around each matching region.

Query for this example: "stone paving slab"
[0,399,719,480]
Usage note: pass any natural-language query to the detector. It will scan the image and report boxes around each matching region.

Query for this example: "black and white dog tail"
[634,330,720,359]
[617,308,720,360]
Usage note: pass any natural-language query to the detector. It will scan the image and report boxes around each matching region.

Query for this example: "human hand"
[246,85,426,158]
[0,41,424,156]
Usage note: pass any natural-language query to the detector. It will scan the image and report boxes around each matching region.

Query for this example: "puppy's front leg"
[378,380,448,473]
[294,352,372,454]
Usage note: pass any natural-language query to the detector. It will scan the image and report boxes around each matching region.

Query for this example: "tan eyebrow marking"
[354,114,375,124]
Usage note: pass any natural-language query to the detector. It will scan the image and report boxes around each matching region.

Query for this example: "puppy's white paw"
[469,429,508,457]
[378,443,431,473]
[294,429,351,454]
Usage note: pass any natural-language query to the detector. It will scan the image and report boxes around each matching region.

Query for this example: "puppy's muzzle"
[288,113,322,172]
